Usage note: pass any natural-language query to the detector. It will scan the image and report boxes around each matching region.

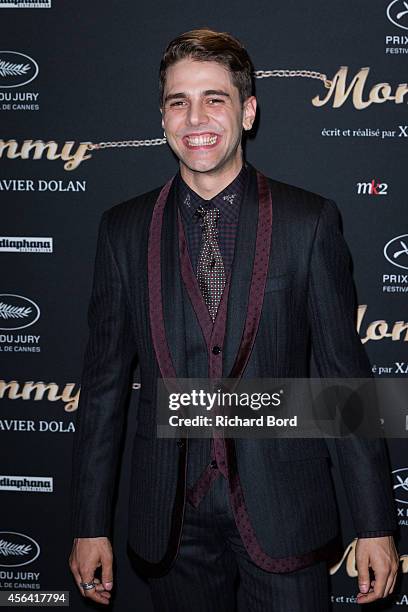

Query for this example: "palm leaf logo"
[0,539,32,557]
[0,60,30,78]
[0,301,32,319]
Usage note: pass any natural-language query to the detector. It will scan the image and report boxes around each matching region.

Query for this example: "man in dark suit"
[69,29,399,610]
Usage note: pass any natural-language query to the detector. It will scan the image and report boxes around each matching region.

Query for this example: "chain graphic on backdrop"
[87,69,331,152]
[87,65,408,152]
[1,66,407,170]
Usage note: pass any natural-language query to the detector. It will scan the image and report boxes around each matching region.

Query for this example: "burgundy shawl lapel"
[148,176,190,384]
[224,164,272,382]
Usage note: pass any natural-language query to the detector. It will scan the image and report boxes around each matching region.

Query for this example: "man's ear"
[242,96,257,131]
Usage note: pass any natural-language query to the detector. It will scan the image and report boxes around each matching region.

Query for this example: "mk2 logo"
[356,179,388,195]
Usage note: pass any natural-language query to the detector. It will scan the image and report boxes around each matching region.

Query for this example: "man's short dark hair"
[159,28,254,107]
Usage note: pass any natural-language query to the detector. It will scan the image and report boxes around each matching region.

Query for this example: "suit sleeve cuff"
[357,530,395,538]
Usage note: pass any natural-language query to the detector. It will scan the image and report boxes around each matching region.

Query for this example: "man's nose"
[186,100,209,126]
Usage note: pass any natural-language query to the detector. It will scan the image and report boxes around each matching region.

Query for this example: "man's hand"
[69,537,114,606]
[355,536,399,604]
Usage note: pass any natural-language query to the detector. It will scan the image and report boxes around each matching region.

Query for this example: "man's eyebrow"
[203,89,231,97]
[164,89,231,103]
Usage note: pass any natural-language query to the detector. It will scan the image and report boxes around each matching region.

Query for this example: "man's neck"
[180,157,244,200]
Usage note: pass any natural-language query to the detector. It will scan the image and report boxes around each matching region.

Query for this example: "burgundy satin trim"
[228,171,272,381]
[220,172,340,571]
[186,464,220,508]
[178,209,232,356]
[147,177,178,380]
[144,177,189,577]
[177,210,214,343]
[127,430,189,578]
[178,210,231,481]
[226,440,340,572]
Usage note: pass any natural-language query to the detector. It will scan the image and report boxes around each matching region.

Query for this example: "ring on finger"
[80,581,96,590]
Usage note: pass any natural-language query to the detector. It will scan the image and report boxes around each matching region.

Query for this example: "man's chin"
[179,158,225,175]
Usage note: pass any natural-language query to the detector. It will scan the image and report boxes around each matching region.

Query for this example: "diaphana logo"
[0,236,53,253]
[0,51,39,88]
[387,0,408,30]
[0,475,53,492]
[384,235,408,270]
[0,0,51,7]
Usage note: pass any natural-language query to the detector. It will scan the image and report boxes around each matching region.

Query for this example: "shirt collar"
[177,162,247,225]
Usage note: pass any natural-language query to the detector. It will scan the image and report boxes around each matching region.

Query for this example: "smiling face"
[161,57,256,182]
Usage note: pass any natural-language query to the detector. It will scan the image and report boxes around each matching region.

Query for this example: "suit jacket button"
[212,345,221,355]
[176,439,185,448]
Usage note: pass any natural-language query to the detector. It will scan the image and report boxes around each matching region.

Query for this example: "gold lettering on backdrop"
[312,66,408,109]
[60,383,80,412]
[329,539,408,577]
[0,380,22,400]
[0,139,92,170]
[0,140,20,159]
[0,380,80,412]
[330,539,358,577]
[392,321,408,341]
[21,140,59,160]
[395,83,408,104]
[357,305,408,344]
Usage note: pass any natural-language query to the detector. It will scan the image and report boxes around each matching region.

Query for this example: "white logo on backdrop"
[0,294,40,330]
[387,0,408,30]
[384,235,408,270]
[0,532,40,567]
[393,468,408,504]
[0,51,38,87]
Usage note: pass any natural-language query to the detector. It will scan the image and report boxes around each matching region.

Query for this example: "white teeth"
[187,135,218,146]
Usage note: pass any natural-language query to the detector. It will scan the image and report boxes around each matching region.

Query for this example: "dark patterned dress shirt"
[176,162,247,275]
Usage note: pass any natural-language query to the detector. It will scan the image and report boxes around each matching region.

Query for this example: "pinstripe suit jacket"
[70,162,396,578]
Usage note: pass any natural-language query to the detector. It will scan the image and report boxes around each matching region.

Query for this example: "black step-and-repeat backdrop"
[1,1,407,610]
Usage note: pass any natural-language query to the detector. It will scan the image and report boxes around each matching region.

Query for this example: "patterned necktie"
[196,206,226,321]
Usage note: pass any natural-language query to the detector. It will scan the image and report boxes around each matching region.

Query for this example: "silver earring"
[163,130,167,141]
